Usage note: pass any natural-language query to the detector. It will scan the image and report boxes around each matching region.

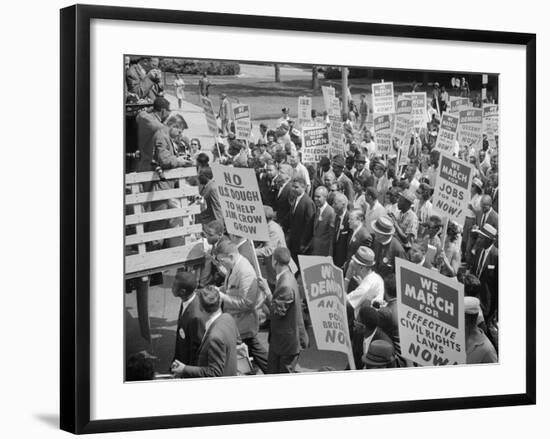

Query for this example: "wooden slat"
[125,167,197,184]
[131,184,147,256]
[126,242,205,275]
[125,224,202,246]
[125,204,201,226]
[125,186,198,205]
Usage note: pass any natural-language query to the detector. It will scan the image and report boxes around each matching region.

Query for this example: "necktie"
[336,216,343,240]
[481,212,488,227]
[476,249,486,277]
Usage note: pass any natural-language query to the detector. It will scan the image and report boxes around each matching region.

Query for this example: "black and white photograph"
[124,56,501,380]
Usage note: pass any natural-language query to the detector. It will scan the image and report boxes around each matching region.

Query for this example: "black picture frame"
[60,4,536,434]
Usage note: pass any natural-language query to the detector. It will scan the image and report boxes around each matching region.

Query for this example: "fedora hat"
[474,223,497,241]
[371,216,395,236]
[352,246,375,267]
[364,340,396,367]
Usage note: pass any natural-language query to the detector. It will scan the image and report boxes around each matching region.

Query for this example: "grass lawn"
[163,68,483,129]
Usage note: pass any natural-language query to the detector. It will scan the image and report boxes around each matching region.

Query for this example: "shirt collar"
[205,310,222,333]
[276,268,290,282]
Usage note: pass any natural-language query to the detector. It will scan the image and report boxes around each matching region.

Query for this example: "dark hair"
[417,183,434,200]
[198,166,213,185]
[173,271,197,297]
[364,186,378,200]
[126,352,155,381]
[447,221,459,242]
[357,304,379,331]
[198,285,221,314]
[204,219,224,235]
[196,153,210,167]
[463,273,481,298]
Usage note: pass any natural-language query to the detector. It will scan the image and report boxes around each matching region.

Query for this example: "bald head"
[333,192,349,215]
[314,185,328,207]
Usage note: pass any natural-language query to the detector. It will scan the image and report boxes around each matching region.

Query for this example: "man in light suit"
[126,56,151,97]
[171,272,207,368]
[310,186,336,256]
[259,247,309,373]
[287,177,316,263]
[346,209,372,268]
[256,206,287,288]
[217,240,268,373]
[171,286,239,378]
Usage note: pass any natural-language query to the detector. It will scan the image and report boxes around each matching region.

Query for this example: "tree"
[312,66,320,91]
[274,63,281,83]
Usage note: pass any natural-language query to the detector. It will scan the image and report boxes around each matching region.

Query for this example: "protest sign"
[329,119,346,157]
[322,85,336,114]
[373,114,392,155]
[211,164,269,241]
[432,153,474,224]
[200,96,218,137]
[392,96,412,143]
[372,82,395,114]
[402,92,428,129]
[298,255,355,369]
[329,97,341,118]
[483,104,499,136]
[434,112,460,154]
[233,104,252,142]
[396,258,466,366]
[297,96,312,126]
[449,97,470,113]
[457,108,483,152]
[302,126,330,164]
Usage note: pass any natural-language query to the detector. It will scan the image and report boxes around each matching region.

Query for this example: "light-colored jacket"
[222,255,260,339]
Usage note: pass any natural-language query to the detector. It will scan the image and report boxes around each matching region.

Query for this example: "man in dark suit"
[198,220,227,288]
[286,177,316,263]
[470,224,499,323]
[332,155,355,203]
[352,303,395,369]
[258,160,279,207]
[259,248,308,373]
[310,186,335,256]
[171,271,208,368]
[371,216,407,279]
[172,286,239,378]
[346,208,372,267]
[332,192,350,268]
[198,167,223,225]
[273,164,294,234]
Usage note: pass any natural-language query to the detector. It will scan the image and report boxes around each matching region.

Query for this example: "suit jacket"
[222,255,260,339]
[310,204,336,256]
[372,237,407,278]
[268,270,308,356]
[136,110,165,173]
[475,208,498,229]
[333,212,351,268]
[346,225,372,263]
[472,245,498,312]
[173,295,208,366]
[182,313,239,378]
[258,174,277,207]
[287,194,316,257]
[199,180,223,225]
[126,63,147,97]
[274,182,293,233]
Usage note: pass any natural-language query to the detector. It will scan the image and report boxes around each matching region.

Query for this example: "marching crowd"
[124,62,499,381]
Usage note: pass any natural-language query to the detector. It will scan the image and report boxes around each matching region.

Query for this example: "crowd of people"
[124,61,499,381]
